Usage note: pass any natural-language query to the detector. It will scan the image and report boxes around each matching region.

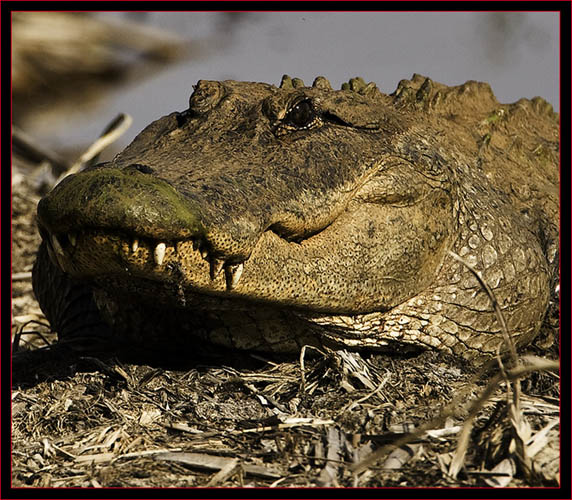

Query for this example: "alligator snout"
[36,163,263,290]
[37,165,203,241]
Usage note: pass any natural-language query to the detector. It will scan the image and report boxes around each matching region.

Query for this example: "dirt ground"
[11,170,560,489]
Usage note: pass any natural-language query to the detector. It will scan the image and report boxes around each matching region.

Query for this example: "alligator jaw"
[41,228,248,292]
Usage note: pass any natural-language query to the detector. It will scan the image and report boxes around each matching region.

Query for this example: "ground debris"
[12,341,559,487]
[156,452,282,480]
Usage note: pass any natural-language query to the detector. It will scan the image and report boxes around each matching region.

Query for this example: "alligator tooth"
[209,258,224,280]
[200,247,209,259]
[132,238,139,252]
[51,234,65,258]
[225,262,244,290]
[46,241,57,266]
[50,234,68,272]
[154,242,166,266]
[68,232,77,247]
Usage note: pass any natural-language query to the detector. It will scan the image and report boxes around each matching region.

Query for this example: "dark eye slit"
[321,111,350,127]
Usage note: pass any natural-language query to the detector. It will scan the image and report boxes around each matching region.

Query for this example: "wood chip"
[12,271,32,280]
[527,418,559,457]
[382,444,422,470]
[139,408,162,426]
[425,425,463,439]
[205,458,240,486]
[483,458,516,487]
[317,426,345,486]
[75,452,115,464]
[155,452,282,480]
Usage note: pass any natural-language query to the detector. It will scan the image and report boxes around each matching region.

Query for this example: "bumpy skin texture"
[33,74,559,362]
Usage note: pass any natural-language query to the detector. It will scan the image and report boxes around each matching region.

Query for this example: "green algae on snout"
[38,167,205,240]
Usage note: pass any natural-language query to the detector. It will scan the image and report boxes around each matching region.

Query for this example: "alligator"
[32,74,559,363]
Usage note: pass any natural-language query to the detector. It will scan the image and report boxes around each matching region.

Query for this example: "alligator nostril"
[175,111,190,128]
[126,163,155,175]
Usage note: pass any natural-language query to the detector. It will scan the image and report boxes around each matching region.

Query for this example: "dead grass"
[11,336,560,487]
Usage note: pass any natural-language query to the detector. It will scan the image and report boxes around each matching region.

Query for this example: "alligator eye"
[284,99,315,128]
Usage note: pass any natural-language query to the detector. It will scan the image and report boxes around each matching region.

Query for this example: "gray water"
[37,11,559,155]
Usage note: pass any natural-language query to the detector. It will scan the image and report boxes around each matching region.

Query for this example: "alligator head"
[34,75,558,360]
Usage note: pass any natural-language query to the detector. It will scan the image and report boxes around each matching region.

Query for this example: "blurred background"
[12,11,559,174]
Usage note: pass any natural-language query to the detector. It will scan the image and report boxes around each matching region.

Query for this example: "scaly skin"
[33,74,559,361]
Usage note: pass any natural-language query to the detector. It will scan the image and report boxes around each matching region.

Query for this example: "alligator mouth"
[40,224,425,354]
[42,226,249,293]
